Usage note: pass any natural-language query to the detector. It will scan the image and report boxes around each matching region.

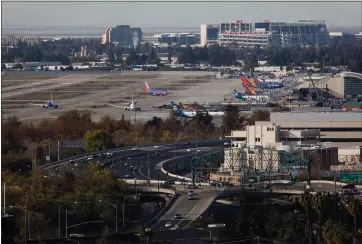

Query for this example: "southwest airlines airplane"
[28,92,59,108]
[233,90,270,101]
[255,79,284,89]
[144,81,168,96]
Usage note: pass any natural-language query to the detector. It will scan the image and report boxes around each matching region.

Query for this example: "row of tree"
[2,164,140,241]
[2,36,361,72]
[1,107,271,172]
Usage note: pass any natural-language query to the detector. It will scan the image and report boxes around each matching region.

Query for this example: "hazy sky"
[2,1,361,27]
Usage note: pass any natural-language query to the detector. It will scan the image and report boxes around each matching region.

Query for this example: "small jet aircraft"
[28,92,59,108]
[108,94,141,111]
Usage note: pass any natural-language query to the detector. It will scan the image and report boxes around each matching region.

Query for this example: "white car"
[154,145,162,148]
[165,222,172,228]
[132,147,139,150]
[187,149,191,152]
[224,142,230,145]
[87,155,93,161]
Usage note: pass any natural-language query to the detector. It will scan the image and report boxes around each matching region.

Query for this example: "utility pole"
[57,141,60,161]
[147,154,150,185]
[65,208,68,238]
[3,183,5,215]
[48,139,51,163]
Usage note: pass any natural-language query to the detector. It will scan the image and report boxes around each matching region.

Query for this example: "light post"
[98,200,118,233]
[123,194,140,227]
[197,228,212,239]
[10,206,29,242]
[59,202,77,238]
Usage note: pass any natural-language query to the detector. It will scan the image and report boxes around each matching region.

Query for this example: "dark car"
[175,214,182,219]
[184,141,191,145]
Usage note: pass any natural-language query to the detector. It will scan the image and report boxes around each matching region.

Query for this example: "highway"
[150,187,222,231]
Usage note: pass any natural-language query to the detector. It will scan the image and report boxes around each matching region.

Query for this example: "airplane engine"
[125,108,129,111]
[136,108,141,111]
[43,105,48,108]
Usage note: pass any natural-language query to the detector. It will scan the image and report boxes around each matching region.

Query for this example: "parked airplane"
[144,81,168,96]
[171,101,197,111]
[233,90,246,100]
[28,92,59,108]
[255,79,284,89]
[240,76,257,88]
[108,93,140,111]
[233,90,270,101]
[174,107,224,119]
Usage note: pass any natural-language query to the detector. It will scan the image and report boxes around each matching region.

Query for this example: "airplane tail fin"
[144,82,150,92]
[248,78,257,88]
[240,77,252,87]
[245,86,257,95]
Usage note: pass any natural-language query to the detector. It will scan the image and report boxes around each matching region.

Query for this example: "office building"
[101,25,143,47]
[101,28,111,44]
[200,24,219,46]
[217,20,329,48]
[1,36,41,46]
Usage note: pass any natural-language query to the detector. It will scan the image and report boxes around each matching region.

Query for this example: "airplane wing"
[108,104,127,108]
[28,103,45,107]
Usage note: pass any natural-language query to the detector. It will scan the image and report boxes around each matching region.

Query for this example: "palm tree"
[345,197,360,242]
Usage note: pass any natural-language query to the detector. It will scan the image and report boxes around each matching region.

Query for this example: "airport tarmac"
[1,71,251,122]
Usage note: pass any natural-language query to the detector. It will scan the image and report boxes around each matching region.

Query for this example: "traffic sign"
[208,223,225,228]
[340,173,362,183]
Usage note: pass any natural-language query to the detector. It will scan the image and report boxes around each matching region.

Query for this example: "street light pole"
[123,194,139,228]
[10,206,29,243]
[98,200,118,233]
[65,208,68,238]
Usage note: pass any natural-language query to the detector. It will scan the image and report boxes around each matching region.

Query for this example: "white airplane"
[28,92,59,109]
[108,94,141,111]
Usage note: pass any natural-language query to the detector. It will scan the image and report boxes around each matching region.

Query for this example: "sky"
[2,1,362,28]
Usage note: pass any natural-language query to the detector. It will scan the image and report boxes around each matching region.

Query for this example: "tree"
[84,129,113,152]
[222,105,246,133]
[322,219,350,244]
[345,197,360,239]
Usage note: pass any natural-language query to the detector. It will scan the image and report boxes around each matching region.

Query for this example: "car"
[187,149,191,152]
[106,152,113,158]
[124,174,131,178]
[154,145,162,148]
[165,222,172,228]
[188,190,194,196]
[188,195,194,200]
[87,155,94,161]
[132,147,139,150]
[224,142,230,146]
[175,214,182,219]
[184,141,191,145]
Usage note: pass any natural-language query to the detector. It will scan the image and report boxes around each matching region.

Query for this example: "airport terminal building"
[213,20,329,48]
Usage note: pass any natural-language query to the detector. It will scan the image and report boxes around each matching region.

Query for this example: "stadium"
[200,20,330,48]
